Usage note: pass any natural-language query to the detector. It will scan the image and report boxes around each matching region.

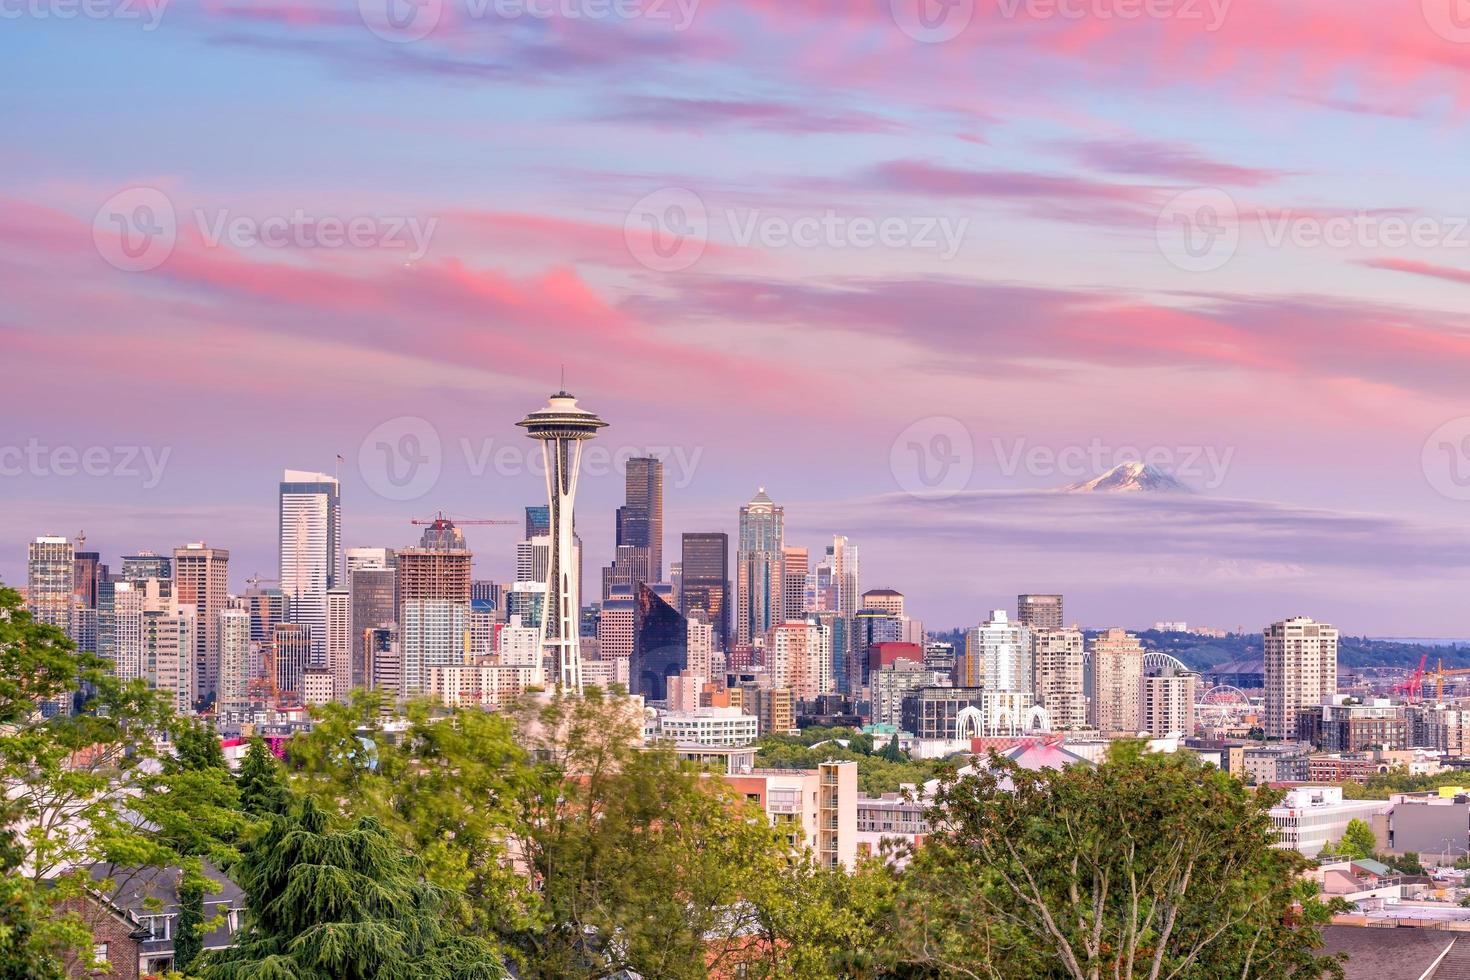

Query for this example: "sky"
[5,0,1470,634]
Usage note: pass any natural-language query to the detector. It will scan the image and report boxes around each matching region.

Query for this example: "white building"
[218,608,252,721]
[400,599,468,696]
[964,610,1032,693]
[1264,616,1339,741]
[325,586,351,701]
[766,620,833,699]
[1269,786,1393,858]
[427,663,540,709]
[655,707,759,747]
[278,469,342,663]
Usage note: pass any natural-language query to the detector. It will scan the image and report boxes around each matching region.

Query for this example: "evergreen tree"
[172,718,228,772]
[877,734,906,764]
[174,879,205,974]
[236,737,290,817]
[200,797,504,980]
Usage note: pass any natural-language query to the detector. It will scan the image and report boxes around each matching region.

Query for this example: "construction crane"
[409,511,517,528]
[1392,654,1429,702]
[1425,658,1470,702]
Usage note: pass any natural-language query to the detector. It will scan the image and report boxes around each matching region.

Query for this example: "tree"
[888,743,1345,979]
[877,734,906,764]
[236,737,290,818]
[174,878,206,973]
[1329,819,1377,860]
[199,796,504,979]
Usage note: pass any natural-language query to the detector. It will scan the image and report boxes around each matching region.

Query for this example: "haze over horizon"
[6,1,1470,633]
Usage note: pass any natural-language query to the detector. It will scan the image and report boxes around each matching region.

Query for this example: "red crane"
[409,511,518,528]
[1393,654,1429,702]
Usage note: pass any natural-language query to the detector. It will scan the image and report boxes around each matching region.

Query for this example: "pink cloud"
[1362,257,1470,287]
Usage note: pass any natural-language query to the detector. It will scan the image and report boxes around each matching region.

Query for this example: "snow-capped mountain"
[1060,461,1193,494]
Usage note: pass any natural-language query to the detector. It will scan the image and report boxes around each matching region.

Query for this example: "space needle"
[517,390,608,694]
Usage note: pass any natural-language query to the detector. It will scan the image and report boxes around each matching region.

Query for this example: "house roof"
[1352,859,1393,877]
[1318,925,1454,979]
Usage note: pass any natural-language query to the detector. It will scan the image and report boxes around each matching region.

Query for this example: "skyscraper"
[524,505,550,540]
[1089,628,1144,733]
[962,610,1033,692]
[1141,667,1197,737]
[397,518,473,610]
[780,546,809,623]
[736,489,784,647]
[27,535,74,637]
[173,542,229,705]
[271,623,313,698]
[680,532,729,652]
[619,457,664,582]
[517,390,607,693]
[326,586,351,700]
[217,607,251,725]
[1032,628,1086,730]
[348,552,396,691]
[1264,616,1338,740]
[278,469,342,663]
[631,582,686,701]
[1017,594,1064,631]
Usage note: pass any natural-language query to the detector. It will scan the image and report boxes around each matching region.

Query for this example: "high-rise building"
[1089,628,1144,733]
[599,592,637,672]
[511,536,550,627]
[815,536,860,692]
[345,546,395,574]
[766,619,833,700]
[680,532,729,652]
[278,469,342,663]
[400,599,469,697]
[121,552,172,592]
[326,586,351,700]
[173,542,229,706]
[524,505,550,540]
[246,586,289,645]
[517,391,607,693]
[71,546,103,655]
[1032,628,1086,730]
[217,608,252,724]
[686,612,715,681]
[1017,594,1064,631]
[631,583,686,701]
[397,518,473,610]
[861,589,905,618]
[1264,616,1339,740]
[1141,668,1197,737]
[147,603,195,717]
[349,558,395,691]
[271,622,313,698]
[962,610,1032,693]
[736,489,784,648]
[619,457,664,582]
[781,546,809,623]
[27,535,74,636]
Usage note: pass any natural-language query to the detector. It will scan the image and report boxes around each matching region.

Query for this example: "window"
[93,943,109,965]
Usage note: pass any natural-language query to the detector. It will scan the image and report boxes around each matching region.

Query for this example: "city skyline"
[8,6,1470,632]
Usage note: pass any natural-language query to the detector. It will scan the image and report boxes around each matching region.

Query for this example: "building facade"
[1264,616,1339,741]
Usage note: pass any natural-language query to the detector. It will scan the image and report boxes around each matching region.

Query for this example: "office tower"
[686,611,715,680]
[601,543,653,601]
[27,535,74,636]
[766,620,833,700]
[817,536,860,692]
[736,489,784,648]
[345,546,395,574]
[246,586,290,645]
[862,589,905,618]
[631,582,686,701]
[121,552,172,592]
[599,591,637,669]
[962,610,1033,692]
[471,579,501,606]
[278,469,342,664]
[668,561,682,606]
[680,532,729,652]
[301,669,336,706]
[218,608,252,723]
[326,586,351,700]
[469,598,497,658]
[524,505,550,540]
[1264,616,1339,740]
[70,546,102,654]
[780,547,809,623]
[853,607,905,691]
[111,580,150,680]
[1141,667,1198,736]
[400,599,469,696]
[618,457,664,581]
[871,659,948,729]
[173,542,229,705]
[364,627,401,707]
[271,623,314,698]
[1032,628,1086,730]
[349,557,396,691]
[497,615,543,669]
[517,391,607,693]
[511,537,550,627]
[1017,594,1064,631]
[1089,628,1144,733]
